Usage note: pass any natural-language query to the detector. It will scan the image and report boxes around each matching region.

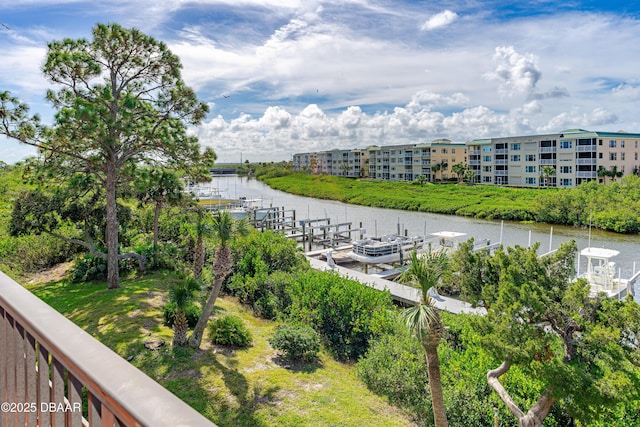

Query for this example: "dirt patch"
[26,262,73,285]
[165,368,203,381]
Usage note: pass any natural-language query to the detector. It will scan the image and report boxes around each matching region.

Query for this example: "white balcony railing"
[0,272,216,427]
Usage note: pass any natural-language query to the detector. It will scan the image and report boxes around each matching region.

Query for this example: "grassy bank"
[263,174,541,221]
[26,272,415,427]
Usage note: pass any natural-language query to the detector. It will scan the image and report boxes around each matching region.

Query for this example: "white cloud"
[484,46,541,97]
[612,83,640,100]
[4,3,640,164]
[538,108,618,133]
[421,10,458,31]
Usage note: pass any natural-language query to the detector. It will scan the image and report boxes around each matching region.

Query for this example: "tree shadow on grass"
[271,355,323,373]
[209,352,280,427]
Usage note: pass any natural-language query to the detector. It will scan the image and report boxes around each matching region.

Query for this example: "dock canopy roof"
[580,247,620,259]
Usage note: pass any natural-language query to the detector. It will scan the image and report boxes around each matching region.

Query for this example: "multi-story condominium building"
[429,139,468,181]
[292,148,368,178]
[466,129,640,187]
[292,129,640,188]
[366,140,467,181]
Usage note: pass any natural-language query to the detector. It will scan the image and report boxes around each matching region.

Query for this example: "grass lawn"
[26,270,416,427]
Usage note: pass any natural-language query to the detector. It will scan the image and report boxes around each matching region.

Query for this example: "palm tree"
[597,166,609,184]
[431,163,441,182]
[340,163,350,177]
[400,250,450,427]
[136,168,184,249]
[170,277,200,346]
[540,166,556,188]
[610,165,623,181]
[451,162,467,183]
[188,210,250,349]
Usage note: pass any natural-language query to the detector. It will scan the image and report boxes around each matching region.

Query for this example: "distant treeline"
[259,173,640,234]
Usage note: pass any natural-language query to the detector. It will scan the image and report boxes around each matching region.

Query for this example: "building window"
[560,166,572,174]
[441,148,448,154]
[636,152,638,161]
[452,149,456,154]
[511,143,521,150]
[622,153,626,161]
[525,166,536,173]
[526,177,537,185]
[621,140,625,148]
[525,154,536,161]
[483,166,492,172]
[609,140,617,148]
[560,178,573,187]
[610,153,617,161]
[599,153,603,159]
[482,146,492,152]
[559,141,572,149]
[510,155,521,161]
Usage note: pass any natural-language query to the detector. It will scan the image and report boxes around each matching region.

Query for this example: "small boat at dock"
[348,235,424,264]
[579,247,640,299]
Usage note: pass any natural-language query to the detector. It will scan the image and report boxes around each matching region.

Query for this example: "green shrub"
[229,270,295,320]
[269,323,320,361]
[162,301,201,329]
[70,253,108,282]
[70,252,138,282]
[208,315,252,347]
[357,331,431,423]
[286,270,393,360]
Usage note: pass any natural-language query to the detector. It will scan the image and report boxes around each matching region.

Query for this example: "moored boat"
[348,235,424,264]
[579,247,640,299]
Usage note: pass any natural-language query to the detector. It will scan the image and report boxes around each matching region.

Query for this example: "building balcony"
[0,272,216,427]
[576,158,596,165]
[539,147,557,153]
[539,159,556,165]
[494,170,508,176]
[494,149,508,155]
[576,145,596,152]
[576,171,597,178]
[494,160,508,166]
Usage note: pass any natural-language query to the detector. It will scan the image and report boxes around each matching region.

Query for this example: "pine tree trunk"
[424,338,448,427]
[105,164,120,289]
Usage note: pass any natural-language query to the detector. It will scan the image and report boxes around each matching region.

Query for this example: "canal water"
[212,175,640,302]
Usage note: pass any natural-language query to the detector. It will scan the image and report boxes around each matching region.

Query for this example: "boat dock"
[306,256,486,315]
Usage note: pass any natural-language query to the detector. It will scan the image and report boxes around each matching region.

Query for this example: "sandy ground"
[26,261,73,285]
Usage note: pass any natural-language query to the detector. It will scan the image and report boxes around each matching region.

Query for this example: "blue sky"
[2,0,640,163]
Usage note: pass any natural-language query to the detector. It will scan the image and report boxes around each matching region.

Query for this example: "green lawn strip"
[26,273,415,427]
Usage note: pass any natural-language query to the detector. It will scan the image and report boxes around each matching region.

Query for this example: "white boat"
[579,247,640,299]
[226,197,255,220]
[348,235,424,264]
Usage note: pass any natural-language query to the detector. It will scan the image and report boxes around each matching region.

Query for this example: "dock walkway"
[306,256,486,315]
